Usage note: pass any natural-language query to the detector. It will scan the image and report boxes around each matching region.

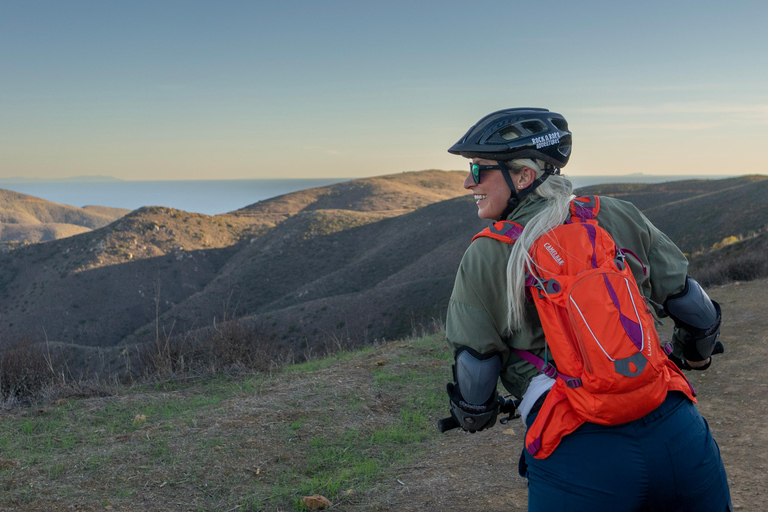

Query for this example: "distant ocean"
[0,175,729,216]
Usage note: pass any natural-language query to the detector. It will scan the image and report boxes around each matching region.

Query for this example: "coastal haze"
[0,173,730,216]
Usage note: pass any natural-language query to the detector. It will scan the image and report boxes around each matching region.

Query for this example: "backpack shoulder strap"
[472,220,524,244]
[570,195,600,222]
[510,348,582,389]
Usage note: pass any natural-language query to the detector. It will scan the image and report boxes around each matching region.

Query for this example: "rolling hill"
[1,171,766,375]
[0,171,469,354]
[0,189,130,244]
[578,175,768,253]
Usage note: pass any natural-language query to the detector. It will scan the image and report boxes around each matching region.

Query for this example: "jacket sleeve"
[446,238,510,357]
[446,237,543,398]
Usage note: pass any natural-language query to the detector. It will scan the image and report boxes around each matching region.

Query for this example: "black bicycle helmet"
[448,108,572,169]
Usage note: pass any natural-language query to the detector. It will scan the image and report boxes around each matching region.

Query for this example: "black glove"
[669,340,724,371]
[445,381,499,433]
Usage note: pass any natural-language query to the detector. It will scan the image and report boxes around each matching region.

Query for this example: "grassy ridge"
[0,333,453,511]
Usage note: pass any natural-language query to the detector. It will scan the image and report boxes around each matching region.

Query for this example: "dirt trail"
[349,279,768,511]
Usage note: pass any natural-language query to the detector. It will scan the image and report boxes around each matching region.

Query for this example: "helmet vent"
[521,121,547,134]
[550,118,568,131]
[499,126,523,140]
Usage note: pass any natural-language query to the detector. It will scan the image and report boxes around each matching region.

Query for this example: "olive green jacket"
[446,194,689,399]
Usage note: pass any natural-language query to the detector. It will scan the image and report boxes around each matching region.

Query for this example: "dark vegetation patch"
[688,232,768,287]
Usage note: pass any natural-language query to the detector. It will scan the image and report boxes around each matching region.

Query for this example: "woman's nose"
[463,172,475,189]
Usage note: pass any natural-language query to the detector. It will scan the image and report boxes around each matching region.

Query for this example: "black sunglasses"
[469,163,503,184]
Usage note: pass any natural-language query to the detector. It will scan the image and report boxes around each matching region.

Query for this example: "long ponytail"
[505,159,574,331]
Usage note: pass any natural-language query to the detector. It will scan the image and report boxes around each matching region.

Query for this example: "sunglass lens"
[470,164,480,184]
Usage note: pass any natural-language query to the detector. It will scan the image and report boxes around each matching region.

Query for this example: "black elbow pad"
[446,347,502,432]
[663,276,722,362]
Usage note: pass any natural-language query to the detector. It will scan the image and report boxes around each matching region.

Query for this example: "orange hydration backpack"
[472,196,696,459]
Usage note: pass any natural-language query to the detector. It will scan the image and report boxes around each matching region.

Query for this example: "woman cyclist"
[442,108,731,511]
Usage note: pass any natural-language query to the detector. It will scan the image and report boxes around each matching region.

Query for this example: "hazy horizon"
[2,1,766,181]
[0,172,739,215]
[0,171,751,184]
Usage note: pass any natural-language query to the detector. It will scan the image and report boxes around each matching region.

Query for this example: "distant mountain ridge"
[0,189,130,244]
[0,175,123,183]
[1,171,765,375]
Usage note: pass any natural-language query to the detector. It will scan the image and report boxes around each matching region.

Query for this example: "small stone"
[302,494,332,510]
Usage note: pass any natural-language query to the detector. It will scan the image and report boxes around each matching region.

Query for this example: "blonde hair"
[505,159,574,331]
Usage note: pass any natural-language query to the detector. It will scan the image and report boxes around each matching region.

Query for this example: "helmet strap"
[496,161,519,220]
[496,162,558,220]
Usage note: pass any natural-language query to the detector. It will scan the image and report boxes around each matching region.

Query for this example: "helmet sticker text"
[532,132,561,149]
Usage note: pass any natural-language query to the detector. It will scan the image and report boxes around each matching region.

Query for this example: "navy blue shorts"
[520,392,732,512]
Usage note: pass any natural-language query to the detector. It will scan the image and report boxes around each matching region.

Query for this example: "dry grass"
[0,333,453,511]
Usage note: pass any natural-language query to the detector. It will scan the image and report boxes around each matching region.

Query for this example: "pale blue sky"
[1,0,766,180]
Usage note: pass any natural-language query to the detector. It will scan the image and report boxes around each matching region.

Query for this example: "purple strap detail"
[525,274,537,287]
[583,223,598,268]
[573,203,596,221]
[527,437,541,455]
[503,223,524,241]
[511,348,582,388]
[663,342,673,356]
[620,248,648,276]
[602,274,644,350]
[573,205,590,221]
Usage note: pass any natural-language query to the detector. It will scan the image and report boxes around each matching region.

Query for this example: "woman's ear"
[517,166,535,189]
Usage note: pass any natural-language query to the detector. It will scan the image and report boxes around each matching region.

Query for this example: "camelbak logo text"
[544,243,564,265]
[532,132,561,149]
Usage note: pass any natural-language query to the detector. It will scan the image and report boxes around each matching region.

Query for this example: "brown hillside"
[125,195,484,351]
[0,206,265,347]
[641,177,768,254]
[0,223,91,243]
[578,175,768,253]
[4,172,767,375]
[0,171,470,351]
[0,189,130,243]
[234,170,466,215]
[576,175,767,212]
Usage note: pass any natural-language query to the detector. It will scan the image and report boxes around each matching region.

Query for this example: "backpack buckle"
[532,277,561,295]
[565,378,583,388]
[542,364,558,379]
